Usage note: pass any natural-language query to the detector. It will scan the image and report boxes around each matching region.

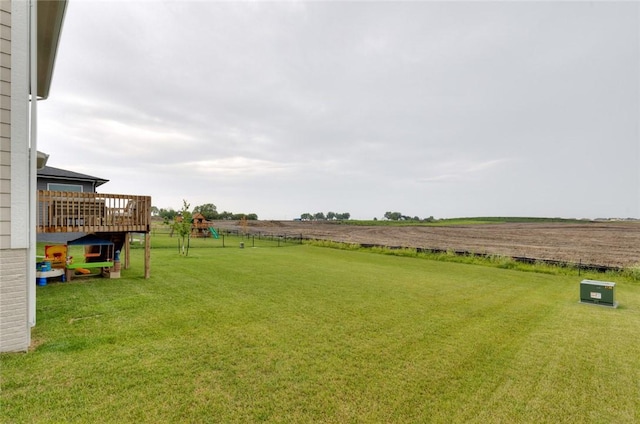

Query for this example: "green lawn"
[2,237,640,422]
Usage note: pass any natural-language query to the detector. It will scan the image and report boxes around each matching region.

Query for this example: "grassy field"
[339,217,594,226]
[2,235,640,422]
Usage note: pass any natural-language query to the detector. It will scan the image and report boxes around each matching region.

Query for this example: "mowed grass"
[2,238,640,423]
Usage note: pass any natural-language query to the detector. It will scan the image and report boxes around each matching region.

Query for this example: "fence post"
[578,258,582,276]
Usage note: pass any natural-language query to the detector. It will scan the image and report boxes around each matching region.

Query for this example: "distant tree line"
[153,203,258,223]
[299,212,351,221]
[383,211,435,222]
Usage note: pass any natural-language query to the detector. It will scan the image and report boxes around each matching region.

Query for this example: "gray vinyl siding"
[37,178,95,193]
[35,178,97,244]
[35,179,94,244]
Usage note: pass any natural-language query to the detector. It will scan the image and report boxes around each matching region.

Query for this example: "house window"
[47,183,83,192]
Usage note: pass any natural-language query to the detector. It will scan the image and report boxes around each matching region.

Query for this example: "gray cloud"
[39,1,639,219]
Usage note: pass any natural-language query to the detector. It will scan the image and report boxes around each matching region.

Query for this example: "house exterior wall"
[36,173,101,243]
[37,177,96,193]
[1,0,31,353]
[1,0,12,248]
[37,177,96,244]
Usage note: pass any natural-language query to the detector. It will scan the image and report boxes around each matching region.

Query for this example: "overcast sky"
[39,1,639,220]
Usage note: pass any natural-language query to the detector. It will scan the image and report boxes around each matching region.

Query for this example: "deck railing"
[37,190,151,233]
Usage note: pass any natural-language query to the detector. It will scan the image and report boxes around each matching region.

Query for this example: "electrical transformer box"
[580,279,617,308]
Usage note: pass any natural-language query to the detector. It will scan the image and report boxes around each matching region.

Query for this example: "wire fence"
[148,228,303,249]
[148,226,624,273]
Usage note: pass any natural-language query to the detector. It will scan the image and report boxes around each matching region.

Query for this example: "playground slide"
[208,227,219,239]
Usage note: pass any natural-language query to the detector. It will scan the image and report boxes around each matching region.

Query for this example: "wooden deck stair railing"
[37,190,151,233]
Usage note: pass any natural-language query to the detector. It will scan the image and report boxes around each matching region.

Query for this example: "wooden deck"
[37,190,151,234]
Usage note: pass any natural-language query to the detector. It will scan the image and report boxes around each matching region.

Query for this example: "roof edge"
[36,0,68,99]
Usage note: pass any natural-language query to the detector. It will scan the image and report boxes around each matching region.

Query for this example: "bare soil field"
[214,220,640,268]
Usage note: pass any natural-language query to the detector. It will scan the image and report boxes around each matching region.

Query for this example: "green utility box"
[580,279,617,308]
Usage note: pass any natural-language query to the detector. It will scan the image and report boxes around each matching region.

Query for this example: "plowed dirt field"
[214,220,640,268]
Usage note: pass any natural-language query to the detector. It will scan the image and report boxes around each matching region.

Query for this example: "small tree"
[218,211,233,220]
[159,208,177,225]
[240,215,248,235]
[193,203,218,220]
[384,211,403,221]
[173,200,192,256]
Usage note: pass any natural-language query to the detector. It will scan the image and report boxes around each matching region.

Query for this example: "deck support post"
[144,231,151,279]
[124,232,131,269]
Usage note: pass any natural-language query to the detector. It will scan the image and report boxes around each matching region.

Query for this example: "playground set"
[172,213,220,239]
[37,234,124,286]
